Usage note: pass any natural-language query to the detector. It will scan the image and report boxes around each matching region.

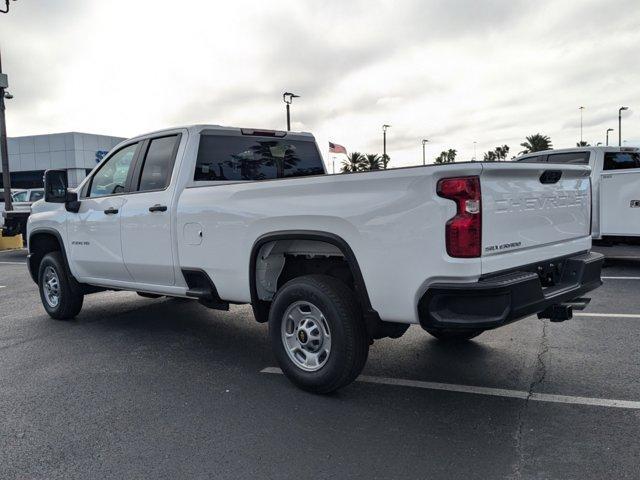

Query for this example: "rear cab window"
[194,133,325,182]
[603,152,640,170]
[514,155,545,163]
[546,152,590,165]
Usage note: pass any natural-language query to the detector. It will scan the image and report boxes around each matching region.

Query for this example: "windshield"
[11,191,28,202]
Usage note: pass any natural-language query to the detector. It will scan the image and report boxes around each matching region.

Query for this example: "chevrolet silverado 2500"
[27,125,603,393]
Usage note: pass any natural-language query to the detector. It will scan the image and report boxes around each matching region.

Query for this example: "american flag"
[328,141,347,155]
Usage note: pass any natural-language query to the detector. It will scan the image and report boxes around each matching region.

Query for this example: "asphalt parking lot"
[1,248,639,479]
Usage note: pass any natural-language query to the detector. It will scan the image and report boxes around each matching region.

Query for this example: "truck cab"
[515,146,640,242]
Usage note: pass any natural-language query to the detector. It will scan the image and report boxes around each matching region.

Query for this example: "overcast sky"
[1,0,639,168]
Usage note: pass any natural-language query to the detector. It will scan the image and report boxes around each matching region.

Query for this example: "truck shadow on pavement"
[63,292,527,391]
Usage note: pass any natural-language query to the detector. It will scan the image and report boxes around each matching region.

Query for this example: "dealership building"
[0,132,125,189]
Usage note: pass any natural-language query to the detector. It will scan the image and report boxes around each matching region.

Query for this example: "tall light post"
[618,106,629,146]
[606,128,614,146]
[421,139,429,166]
[579,106,585,143]
[473,141,477,161]
[382,124,390,164]
[282,92,299,131]
[1,0,18,213]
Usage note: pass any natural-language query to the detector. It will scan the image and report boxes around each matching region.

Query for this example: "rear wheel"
[38,252,84,320]
[426,328,484,342]
[268,275,369,394]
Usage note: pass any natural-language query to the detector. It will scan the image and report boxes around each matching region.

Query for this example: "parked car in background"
[0,189,26,227]
[11,188,45,213]
[27,125,603,393]
[515,147,640,244]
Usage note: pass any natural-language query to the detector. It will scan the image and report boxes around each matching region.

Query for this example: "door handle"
[149,204,168,212]
[104,207,119,215]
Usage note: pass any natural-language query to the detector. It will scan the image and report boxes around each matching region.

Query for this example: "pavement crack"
[511,318,549,479]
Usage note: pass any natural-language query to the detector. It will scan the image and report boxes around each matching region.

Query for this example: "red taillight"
[437,176,481,258]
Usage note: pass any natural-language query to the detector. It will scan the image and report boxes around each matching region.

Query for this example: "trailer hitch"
[537,297,591,322]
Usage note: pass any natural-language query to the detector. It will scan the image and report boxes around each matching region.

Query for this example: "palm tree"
[435,149,457,164]
[380,154,390,169]
[341,151,364,173]
[520,134,552,154]
[483,151,497,161]
[363,154,381,171]
[576,141,590,147]
[495,145,510,160]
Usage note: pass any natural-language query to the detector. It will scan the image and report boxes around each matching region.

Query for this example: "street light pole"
[579,106,585,143]
[0,44,14,213]
[618,106,629,147]
[421,139,429,166]
[606,128,614,146]
[473,141,477,161]
[282,92,299,131]
[382,124,390,163]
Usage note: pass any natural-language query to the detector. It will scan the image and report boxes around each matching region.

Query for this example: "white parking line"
[0,261,25,265]
[575,312,640,319]
[602,276,640,280]
[0,286,5,289]
[261,367,640,410]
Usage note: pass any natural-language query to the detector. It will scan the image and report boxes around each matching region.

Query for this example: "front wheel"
[38,252,84,320]
[425,328,484,342]
[268,275,369,394]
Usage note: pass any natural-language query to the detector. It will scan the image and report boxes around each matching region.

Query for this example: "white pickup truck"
[27,125,603,393]
[516,146,640,244]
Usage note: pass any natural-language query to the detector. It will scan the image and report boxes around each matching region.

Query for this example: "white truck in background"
[27,125,603,393]
[516,146,640,244]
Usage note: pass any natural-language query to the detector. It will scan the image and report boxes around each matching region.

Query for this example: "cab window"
[547,152,590,164]
[603,152,640,170]
[88,143,138,197]
[12,191,28,202]
[30,190,44,202]
[515,155,545,163]
[136,135,180,192]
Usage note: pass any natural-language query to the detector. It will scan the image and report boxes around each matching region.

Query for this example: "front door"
[68,142,139,282]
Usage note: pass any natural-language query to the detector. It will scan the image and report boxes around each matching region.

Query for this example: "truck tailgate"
[481,163,591,264]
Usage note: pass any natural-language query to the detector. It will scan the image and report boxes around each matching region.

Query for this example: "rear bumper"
[418,251,604,330]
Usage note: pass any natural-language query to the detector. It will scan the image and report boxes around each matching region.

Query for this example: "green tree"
[483,150,497,161]
[520,134,552,154]
[495,145,510,160]
[341,151,364,173]
[380,154,390,169]
[576,141,590,147]
[363,153,382,171]
[435,149,457,164]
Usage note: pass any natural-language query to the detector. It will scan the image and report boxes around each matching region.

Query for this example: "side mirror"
[43,169,81,213]
[44,169,68,203]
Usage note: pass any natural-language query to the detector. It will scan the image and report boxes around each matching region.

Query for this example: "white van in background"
[515,147,640,244]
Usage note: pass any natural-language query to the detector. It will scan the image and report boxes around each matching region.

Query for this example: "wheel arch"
[249,230,377,324]
[27,228,69,284]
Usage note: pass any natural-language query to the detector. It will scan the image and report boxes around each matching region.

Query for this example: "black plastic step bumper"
[418,251,604,330]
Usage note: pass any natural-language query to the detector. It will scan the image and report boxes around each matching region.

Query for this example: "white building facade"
[1,132,125,189]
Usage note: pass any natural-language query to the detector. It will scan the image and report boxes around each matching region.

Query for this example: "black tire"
[426,328,484,342]
[38,251,84,320]
[268,275,369,394]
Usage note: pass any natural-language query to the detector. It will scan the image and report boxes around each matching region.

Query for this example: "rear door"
[599,151,640,236]
[120,133,182,286]
[481,162,591,262]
